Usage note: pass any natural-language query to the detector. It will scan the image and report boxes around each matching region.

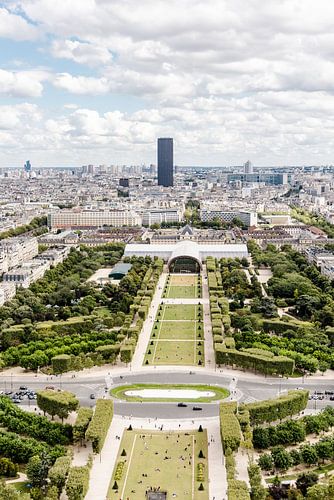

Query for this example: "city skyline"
[1,1,334,167]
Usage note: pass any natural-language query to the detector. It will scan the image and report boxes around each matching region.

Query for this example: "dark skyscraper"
[157,138,173,187]
[24,160,31,173]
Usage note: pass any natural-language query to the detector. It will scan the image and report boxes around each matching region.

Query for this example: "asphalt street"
[2,369,333,418]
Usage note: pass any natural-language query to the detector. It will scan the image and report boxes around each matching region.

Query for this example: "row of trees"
[0,430,64,464]
[259,434,334,472]
[0,216,47,240]
[241,390,309,425]
[0,395,73,445]
[253,407,334,449]
[1,330,119,370]
[37,390,79,422]
[85,400,113,453]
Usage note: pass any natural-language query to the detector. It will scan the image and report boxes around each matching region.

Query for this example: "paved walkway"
[85,415,226,500]
[235,448,250,487]
[131,270,167,370]
[202,264,215,368]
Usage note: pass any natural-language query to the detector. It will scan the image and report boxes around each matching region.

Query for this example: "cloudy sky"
[0,0,334,167]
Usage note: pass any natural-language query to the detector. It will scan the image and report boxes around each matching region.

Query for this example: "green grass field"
[107,429,209,500]
[165,285,201,299]
[160,304,201,321]
[110,383,229,402]
[152,321,198,340]
[146,340,204,365]
[162,274,202,299]
[144,303,205,366]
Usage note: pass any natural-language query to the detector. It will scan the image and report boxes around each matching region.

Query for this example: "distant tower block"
[24,160,32,173]
[244,160,253,174]
[157,138,173,187]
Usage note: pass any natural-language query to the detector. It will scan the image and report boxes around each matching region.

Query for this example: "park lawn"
[169,274,198,286]
[93,306,112,317]
[110,383,229,402]
[165,285,201,299]
[153,321,197,340]
[107,429,209,500]
[160,304,199,321]
[145,340,204,365]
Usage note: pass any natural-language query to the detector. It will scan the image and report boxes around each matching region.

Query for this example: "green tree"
[271,446,292,471]
[258,453,273,471]
[27,452,51,489]
[306,483,330,500]
[37,390,79,422]
[301,445,318,466]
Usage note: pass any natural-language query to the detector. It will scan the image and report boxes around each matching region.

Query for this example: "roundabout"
[110,383,229,402]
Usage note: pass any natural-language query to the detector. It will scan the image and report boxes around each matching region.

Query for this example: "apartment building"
[141,208,182,226]
[48,210,142,229]
[0,237,38,273]
[200,209,257,228]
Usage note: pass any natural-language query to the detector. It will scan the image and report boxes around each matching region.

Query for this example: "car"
[192,406,202,411]
[12,399,21,404]
[19,386,28,391]
[177,402,187,407]
[45,386,55,390]
[5,391,12,395]
[89,394,96,400]
[330,396,334,401]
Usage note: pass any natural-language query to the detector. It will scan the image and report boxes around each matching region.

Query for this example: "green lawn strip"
[166,285,201,299]
[93,306,112,317]
[265,462,334,483]
[110,383,229,402]
[160,304,198,321]
[11,481,30,492]
[169,275,197,286]
[148,340,201,365]
[152,321,199,340]
[107,429,209,500]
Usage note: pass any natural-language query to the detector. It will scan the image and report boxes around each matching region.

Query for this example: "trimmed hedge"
[220,404,241,452]
[48,455,71,493]
[120,345,133,363]
[215,345,294,376]
[37,390,79,420]
[227,479,250,500]
[52,354,72,374]
[241,390,309,425]
[85,400,113,453]
[73,408,93,443]
[66,465,90,500]
[262,319,304,334]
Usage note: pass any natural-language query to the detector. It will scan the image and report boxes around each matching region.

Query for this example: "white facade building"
[141,208,182,226]
[48,210,141,229]
[124,240,248,266]
[200,209,257,227]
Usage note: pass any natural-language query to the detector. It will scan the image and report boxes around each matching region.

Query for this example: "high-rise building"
[24,160,32,173]
[157,138,173,187]
[244,160,253,174]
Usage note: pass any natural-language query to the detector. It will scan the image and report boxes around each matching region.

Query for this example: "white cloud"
[51,39,112,66]
[2,1,334,164]
[53,73,110,95]
[0,7,39,41]
[0,69,47,97]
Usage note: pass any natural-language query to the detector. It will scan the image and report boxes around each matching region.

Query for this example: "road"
[2,369,333,418]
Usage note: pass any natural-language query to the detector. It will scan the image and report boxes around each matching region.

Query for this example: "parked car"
[45,386,55,390]
[90,394,96,400]
[19,386,28,391]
